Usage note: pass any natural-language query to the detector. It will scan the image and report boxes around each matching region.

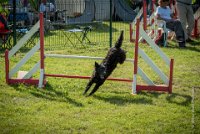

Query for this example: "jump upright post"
[132,18,174,94]
[5,13,45,86]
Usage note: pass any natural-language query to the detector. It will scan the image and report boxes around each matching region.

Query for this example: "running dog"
[83,31,126,96]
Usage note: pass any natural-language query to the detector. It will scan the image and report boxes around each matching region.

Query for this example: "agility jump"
[5,13,44,86]
[130,0,173,46]
[5,13,174,94]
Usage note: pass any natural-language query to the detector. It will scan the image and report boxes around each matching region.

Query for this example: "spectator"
[176,0,195,42]
[39,0,55,13]
[39,0,47,13]
[46,2,55,12]
[39,0,55,21]
[155,0,186,47]
[9,0,20,6]
[0,12,9,31]
[23,0,28,12]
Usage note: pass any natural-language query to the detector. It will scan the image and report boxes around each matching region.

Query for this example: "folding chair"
[81,26,92,43]
[64,25,92,47]
[155,20,175,47]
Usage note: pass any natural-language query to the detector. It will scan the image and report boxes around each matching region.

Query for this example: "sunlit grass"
[0,26,200,133]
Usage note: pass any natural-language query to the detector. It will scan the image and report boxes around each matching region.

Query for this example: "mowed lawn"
[0,34,200,133]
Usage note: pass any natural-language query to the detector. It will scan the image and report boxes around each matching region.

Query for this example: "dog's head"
[94,62,106,79]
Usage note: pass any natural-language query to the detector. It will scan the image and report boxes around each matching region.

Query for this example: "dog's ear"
[115,30,124,48]
[95,62,99,68]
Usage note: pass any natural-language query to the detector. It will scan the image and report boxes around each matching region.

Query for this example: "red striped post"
[39,13,45,87]
[134,19,140,75]
[5,50,9,84]
[130,23,134,42]
[143,0,147,31]
[132,19,140,93]
[40,13,44,70]
[169,59,174,93]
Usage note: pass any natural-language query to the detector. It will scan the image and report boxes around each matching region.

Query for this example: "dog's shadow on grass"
[13,83,84,107]
[92,91,153,106]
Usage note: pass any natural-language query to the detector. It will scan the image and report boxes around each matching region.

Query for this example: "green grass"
[0,33,200,133]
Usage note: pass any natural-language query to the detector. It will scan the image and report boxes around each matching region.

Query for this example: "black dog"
[83,31,126,96]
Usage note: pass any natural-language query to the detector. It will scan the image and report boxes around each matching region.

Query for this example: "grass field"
[0,32,200,133]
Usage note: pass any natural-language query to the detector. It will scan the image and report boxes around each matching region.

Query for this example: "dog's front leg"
[83,80,93,95]
[88,84,101,96]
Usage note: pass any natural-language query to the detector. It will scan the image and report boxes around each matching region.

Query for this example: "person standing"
[39,0,47,13]
[176,0,195,42]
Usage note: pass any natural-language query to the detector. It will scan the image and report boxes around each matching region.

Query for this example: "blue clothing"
[155,6,172,20]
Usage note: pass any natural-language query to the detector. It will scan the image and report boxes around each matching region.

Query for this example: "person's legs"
[166,20,185,41]
[166,20,186,47]
[186,5,195,39]
[168,20,185,41]
[176,3,188,40]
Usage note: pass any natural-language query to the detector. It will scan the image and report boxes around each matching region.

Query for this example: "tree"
[0,0,8,14]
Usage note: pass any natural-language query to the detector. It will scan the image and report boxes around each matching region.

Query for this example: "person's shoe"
[186,38,194,43]
[179,41,186,48]
[179,45,186,48]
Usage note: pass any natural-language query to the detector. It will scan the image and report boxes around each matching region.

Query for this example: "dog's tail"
[115,30,124,48]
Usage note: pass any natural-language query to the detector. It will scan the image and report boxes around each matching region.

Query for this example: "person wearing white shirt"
[155,0,186,47]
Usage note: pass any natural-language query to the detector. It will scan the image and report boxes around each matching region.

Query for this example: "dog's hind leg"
[83,80,93,95]
[88,84,101,96]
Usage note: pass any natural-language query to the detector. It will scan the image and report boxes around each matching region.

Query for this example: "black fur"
[83,31,126,96]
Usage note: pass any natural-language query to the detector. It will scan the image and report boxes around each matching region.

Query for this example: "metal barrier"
[3,0,141,51]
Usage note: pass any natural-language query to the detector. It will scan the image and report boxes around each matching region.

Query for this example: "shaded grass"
[0,30,200,133]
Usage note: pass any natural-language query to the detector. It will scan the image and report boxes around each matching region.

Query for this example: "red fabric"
[0,14,8,31]
[0,29,11,33]
[0,14,10,33]
[0,22,5,29]
[0,23,11,33]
